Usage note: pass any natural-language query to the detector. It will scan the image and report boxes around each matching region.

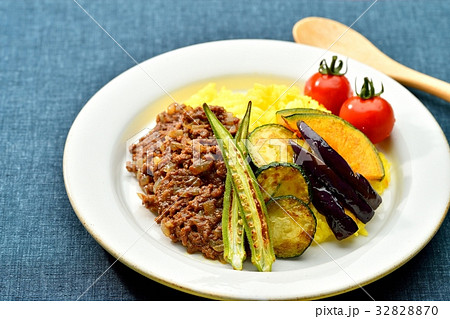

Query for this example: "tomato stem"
[356,77,384,100]
[318,56,348,76]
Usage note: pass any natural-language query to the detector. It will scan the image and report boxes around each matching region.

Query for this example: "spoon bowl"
[293,17,450,102]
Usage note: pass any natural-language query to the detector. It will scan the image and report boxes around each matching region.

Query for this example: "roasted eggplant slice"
[297,121,382,210]
[289,140,375,224]
[308,178,358,240]
[280,112,385,180]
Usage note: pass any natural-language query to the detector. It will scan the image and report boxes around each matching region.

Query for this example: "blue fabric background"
[0,0,449,300]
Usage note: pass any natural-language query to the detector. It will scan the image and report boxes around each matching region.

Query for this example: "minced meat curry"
[126,103,239,260]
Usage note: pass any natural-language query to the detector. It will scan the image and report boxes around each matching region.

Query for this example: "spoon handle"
[388,61,450,103]
[293,17,450,103]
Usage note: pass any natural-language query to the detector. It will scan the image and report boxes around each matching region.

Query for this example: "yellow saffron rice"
[185,83,391,243]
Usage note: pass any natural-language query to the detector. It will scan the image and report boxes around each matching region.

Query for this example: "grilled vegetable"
[247,124,296,167]
[222,174,246,269]
[256,162,311,204]
[278,113,384,180]
[275,107,326,124]
[297,121,382,210]
[203,103,275,272]
[308,178,358,240]
[289,140,375,224]
[266,196,316,258]
[222,102,252,270]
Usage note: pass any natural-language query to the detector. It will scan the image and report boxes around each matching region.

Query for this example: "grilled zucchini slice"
[256,162,311,204]
[266,196,316,258]
[247,124,297,167]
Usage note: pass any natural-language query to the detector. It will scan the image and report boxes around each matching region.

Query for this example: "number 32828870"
[375,305,438,316]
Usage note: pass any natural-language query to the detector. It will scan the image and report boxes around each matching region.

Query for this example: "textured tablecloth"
[0,0,449,301]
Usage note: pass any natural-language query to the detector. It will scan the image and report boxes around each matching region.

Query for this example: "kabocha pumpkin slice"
[278,113,384,180]
[247,124,297,167]
[275,107,327,124]
[256,162,311,204]
[266,196,316,258]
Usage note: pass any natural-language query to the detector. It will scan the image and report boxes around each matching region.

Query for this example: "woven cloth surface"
[0,0,448,300]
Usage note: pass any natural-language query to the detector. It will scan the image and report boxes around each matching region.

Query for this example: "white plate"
[63,39,450,300]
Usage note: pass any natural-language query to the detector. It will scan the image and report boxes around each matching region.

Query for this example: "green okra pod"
[204,103,275,272]
[222,102,251,270]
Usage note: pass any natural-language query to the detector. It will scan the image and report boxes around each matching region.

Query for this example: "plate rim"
[63,39,450,300]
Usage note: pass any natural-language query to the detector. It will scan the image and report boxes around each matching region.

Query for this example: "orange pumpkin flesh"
[278,113,385,180]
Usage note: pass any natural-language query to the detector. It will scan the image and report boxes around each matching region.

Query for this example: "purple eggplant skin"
[297,121,382,210]
[310,180,359,240]
[289,140,375,224]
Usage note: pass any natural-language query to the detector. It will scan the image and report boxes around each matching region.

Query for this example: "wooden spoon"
[293,17,450,102]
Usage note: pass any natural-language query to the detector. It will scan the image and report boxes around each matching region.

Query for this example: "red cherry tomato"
[304,74,353,115]
[339,78,395,144]
[304,56,353,115]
